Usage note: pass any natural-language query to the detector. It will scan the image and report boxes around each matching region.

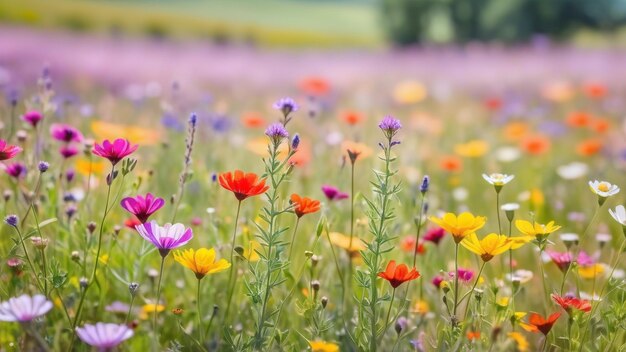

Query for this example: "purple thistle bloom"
[21,110,44,127]
[0,294,53,322]
[273,97,298,117]
[379,115,402,139]
[50,123,83,143]
[135,220,193,257]
[38,161,49,173]
[4,214,18,227]
[121,193,165,223]
[265,123,289,143]
[76,322,134,351]
[4,162,27,179]
[321,185,349,201]
[291,133,300,150]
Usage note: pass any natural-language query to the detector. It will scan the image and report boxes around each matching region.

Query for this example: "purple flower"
[50,123,83,143]
[76,323,134,351]
[0,294,53,322]
[449,268,474,283]
[577,251,595,266]
[431,275,444,288]
[38,161,49,173]
[378,115,402,138]
[22,110,44,127]
[265,123,289,143]
[273,97,298,117]
[105,301,131,314]
[93,139,138,166]
[121,193,165,223]
[420,175,430,193]
[291,133,300,150]
[321,185,349,201]
[135,220,193,257]
[4,162,27,179]
[4,214,18,227]
[60,145,79,159]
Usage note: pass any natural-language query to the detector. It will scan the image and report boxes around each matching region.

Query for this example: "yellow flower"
[578,264,604,279]
[91,121,161,145]
[412,300,429,315]
[140,304,165,319]
[392,80,427,105]
[515,220,561,241]
[496,297,510,308]
[530,188,544,209]
[329,232,366,256]
[173,248,231,280]
[429,212,486,244]
[507,332,529,351]
[309,340,340,352]
[243,241,262,262]
[508,235,534,249]
[454,140,489,158]
[461,233,511,262]
[75,158,105,176]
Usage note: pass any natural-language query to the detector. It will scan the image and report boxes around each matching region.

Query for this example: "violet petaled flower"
[420,175,430,193]
[21,110,44,127]
[265,123,289,145]
[60,145,79,159]
[0,139,22,161]
[93,139,138,166]
[291,133,300,150]
[135,220,193,257]
[378,115,402,139]
[0,294,53,322]
[50,123,83,143]
[321,185,349,201]
[38,161,49,173]
[4,162,27,179]
[76,322,134,351]
[121,193,165,223]
[4,214,18,227]
[273,97,299,117]
[450,268,474,283]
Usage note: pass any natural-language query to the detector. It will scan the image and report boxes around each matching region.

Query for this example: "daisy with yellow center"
[515,219,561,245]
[589,180,620,205]
[429,212,487,244]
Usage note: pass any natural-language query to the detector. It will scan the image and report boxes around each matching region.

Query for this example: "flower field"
[1,29,626,352]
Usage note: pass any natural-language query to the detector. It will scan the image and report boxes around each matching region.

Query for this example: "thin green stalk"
[197,278,204,342]
[40,248,48,296]
[287,217,301,263]
[349,162,355,248]
[452,243,460,326]
[125,295,135,324]
[463,262,486,320]
[13,226,44,293]
[382,287,396,336]
[412,194,425,268]
[153,256,166,340]
[495,190,502,235]
[223,200,242,321]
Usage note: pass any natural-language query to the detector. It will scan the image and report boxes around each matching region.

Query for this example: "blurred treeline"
[381,0,626,44]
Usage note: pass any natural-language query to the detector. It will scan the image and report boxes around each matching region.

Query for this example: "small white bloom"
[595,233,612,243]
[495,147,521,163]
[589,180,620,198]
[509,269,533,284]
[452,187,468,201]
[559,233,579,243]
[206,207,216,214]
[501,203,520,211]
[609,205,626,226]
[557,162,588,180]
[482,173,515,186]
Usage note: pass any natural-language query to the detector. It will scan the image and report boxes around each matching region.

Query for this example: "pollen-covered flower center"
[597,182,610,192]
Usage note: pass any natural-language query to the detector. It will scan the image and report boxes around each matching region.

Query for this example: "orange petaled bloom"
[377,260,420,288]
[551,294,591,314]
[566,111,592,128]
[440,155,462,172]
[590,118,610,133]
[299,77,330,96]
[521,134,550,155]
[290,194,321,218]
[528,312,561,335]
[467,331,481,341]
[576,139,603,156]
[341,110,365,125]
[241,112,266,128]
[219,170,269,201]
[504,122,529,141]
[582,82,607,99]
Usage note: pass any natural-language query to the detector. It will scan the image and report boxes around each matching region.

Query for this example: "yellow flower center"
[598,182,610,192]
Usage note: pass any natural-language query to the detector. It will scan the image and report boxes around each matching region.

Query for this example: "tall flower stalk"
[171,113,197,222]
[355,116,401,352]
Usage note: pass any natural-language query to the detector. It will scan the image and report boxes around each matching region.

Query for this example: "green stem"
[463,262,486,320]
[197,278,203,342]
[223,200,242,322]
[13,226,44,293]
[153,256,166,341]
[412,194,425,268]
[287,217,300,263]
[382,287,396,336]
[452,243,460,326]
[349,162,355,248]
[125,295,135,324]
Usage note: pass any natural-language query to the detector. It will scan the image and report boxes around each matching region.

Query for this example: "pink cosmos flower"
[50,123,83,143]
[22,110,43,127]
[93,139,138,165]
[76,322,134,351]
[423,227,446,245]
[449,268,474,283]
[120,193,165,223]
[321,185,349,201]
[0,294,53,322]
[135,220,193,257]
[546,250,572,272]
[0,139,22,161]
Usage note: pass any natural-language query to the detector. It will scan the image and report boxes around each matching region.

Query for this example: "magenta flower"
[0,139,22,161]
[0,294,53,322]
[577,251,595,266]
[423,227,446,245]
[321,185,349,201]
[547,250,572,272]
[135,220,193,257]
[449,268,474,283]
[50,123,83,143]
[60,145,79,159]
[4,162,27,179]
[121,193,165,223]
[21,110,43,127]
[431,275,444,288]
[76,323,134,351]
[93,139,138,166]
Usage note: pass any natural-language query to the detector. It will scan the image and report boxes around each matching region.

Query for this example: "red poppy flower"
[219,170,269,201]
[341,110,364,125]
[377,260,420,288]
[0,139,22,161]
[124,217,142,230]
[528,312,561,335]
[290,194,320,218]
[551,294,591,314]
[400,236,425,254]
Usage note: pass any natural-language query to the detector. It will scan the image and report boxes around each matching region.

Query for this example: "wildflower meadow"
[1,11,626,352]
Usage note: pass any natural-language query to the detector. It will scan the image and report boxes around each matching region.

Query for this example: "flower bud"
[4,214,18,227]
[129,282,140,296]
[87,222,97,234]
[16,130,27,142]
[311,280,320,292]
[321,296,328,308]
[38,161,49,173]
[79,277,89,289]
[71,251,81,262]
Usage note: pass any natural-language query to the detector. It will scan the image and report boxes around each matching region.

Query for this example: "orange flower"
[466,331,481,341]
[503,122,529,141]
[521,134,550,155]
[241,112,266,128]
[582,82,607,99]
[440,155,462,172]
[566,111,592,128]
[342,140,373,163]
[377,260,420,288]
[590,118,610,134]
[400,236,425,254]
[527,312,561,335]
[341,110,364,125]
[576,139,603,156]
[290,194,320,218]
[219,170,269,201]
[299,77,330,96]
